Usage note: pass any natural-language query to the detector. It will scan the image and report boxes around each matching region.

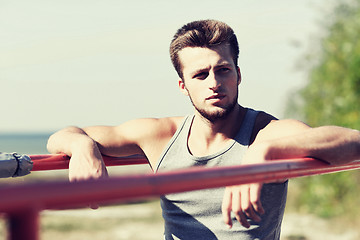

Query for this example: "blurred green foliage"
[286,0,360,219]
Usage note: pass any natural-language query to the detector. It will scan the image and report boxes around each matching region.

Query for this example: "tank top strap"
[235,108,259,146]
[154,115,193,172]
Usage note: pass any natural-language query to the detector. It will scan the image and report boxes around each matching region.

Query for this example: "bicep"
[82,120,149,157]
[82,117,179,159]
[254,119,311,143]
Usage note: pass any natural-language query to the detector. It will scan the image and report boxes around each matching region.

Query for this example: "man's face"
[178,44,241,122]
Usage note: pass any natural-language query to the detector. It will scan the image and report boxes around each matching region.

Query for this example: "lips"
[206,93,226,100]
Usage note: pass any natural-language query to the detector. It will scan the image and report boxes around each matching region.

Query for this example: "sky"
[1,0,334,133]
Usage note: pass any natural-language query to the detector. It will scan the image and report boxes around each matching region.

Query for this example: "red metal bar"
[7,208,39,240]
[30,154,148,171]
[1,157,360,240]
[1,158,359,213]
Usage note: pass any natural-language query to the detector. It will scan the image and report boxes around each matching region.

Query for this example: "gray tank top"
[155,108,288,240]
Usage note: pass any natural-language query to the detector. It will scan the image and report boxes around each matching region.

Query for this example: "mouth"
[206,93,226,101]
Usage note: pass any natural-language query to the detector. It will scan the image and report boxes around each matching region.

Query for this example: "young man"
[47,20,360,239]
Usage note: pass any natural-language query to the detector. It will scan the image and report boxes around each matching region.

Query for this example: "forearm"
[47,126,97,156]
[265,126,360,165]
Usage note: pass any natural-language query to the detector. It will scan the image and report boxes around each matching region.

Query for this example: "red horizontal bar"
[30,154,148,171]
[1,158,359,214]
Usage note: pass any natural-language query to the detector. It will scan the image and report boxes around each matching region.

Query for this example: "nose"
[208,73,221,91]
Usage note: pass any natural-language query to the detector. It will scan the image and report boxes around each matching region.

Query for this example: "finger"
[240,186,261,223]
[249,183,265,215]
[69,172,89,182]
[222,188,233,228]
[232,188,250,228]
[101,167,109,178]
[69,173,83,182]
[89,203,99,210]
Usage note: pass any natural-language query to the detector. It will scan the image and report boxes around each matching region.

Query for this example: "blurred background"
[1,0,360,239]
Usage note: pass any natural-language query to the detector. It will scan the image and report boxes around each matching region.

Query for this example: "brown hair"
[170,19,239,79]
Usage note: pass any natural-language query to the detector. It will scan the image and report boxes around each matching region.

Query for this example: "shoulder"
[126,116,185,166]
[249,111,277,144]
[250,110,311,144]
[253,117,311,144]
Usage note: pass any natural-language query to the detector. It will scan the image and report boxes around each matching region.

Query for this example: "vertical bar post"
[7,208,39,240]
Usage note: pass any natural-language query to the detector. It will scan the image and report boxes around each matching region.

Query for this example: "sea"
[0,132,60,182]
[0,133,51,155]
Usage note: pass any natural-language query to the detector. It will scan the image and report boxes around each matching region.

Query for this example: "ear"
[237,66,242,85]
[178,78,189,96]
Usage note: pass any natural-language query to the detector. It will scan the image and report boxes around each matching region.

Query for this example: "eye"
[218,67,230,73]
[193,72,208,80]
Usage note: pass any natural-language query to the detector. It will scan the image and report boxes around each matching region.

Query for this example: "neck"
[188,105,246,156]
[195,104,244,135]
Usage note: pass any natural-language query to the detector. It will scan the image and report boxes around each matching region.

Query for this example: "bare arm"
[251,119,360,165]
[47,117,181,181]
[222,119,360,229]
